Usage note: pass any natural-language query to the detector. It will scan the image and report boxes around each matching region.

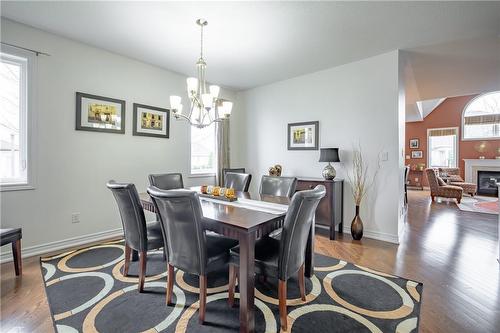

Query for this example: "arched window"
[462,91,500,140]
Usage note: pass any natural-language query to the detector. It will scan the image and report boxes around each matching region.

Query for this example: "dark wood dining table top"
[139,187,290,232]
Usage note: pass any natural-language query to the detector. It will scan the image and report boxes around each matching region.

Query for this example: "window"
[462,91,500,140]
[427,127,458,168]
[0,46,35,190]
[190,124,216,175]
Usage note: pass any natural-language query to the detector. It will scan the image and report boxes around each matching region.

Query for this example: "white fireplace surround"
[463,159,500,185]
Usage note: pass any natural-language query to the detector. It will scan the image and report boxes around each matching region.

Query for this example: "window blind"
[428,128,457,137]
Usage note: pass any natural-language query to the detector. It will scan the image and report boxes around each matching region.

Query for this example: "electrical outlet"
[71,213,80,224]
[415,178,418,182]
[381,151,389,161]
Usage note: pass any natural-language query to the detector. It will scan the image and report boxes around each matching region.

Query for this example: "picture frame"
[287,121,319,150]
[409,138,419,149]
[76,92,125,134]
[133,103,170,138]
[411,150,423,159]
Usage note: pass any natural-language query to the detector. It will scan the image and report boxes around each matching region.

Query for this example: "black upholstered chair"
[148,173,184,190]
[147,187,238,324]
[1,228,22,276]
[224,172,252,192]
[107,181,165,292]
[259,175,297,198]
[228,185,326,331]
[222,168,245,186]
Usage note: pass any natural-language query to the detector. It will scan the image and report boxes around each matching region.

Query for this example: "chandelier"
[169,19,233,128]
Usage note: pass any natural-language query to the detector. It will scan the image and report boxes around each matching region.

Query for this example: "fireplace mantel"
[463,159,500,184]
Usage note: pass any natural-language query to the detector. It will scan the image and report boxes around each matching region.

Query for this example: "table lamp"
[319,148,340,180]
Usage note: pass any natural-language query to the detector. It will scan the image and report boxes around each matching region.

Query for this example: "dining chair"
[147,186,238,324]
[222,168,245,186]
[107,181,165,292]
[148,173,184,190]
[228,185,326,331]
[224,172,252,192]
[259,175,297,198]
[1,228,22,276]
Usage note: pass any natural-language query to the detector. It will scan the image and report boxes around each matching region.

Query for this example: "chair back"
[279,185,326,280]
[148,173,184,190]
[225,172,252,192]
[404,166,410,183]
[147,187,207,275]
[222,168,246,185]
[106,181,147,251]
[260,175,297,197]
[425,168,440,194]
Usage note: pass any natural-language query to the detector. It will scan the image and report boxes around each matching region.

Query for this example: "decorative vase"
[322,162,336,180]
[351,205,363,240]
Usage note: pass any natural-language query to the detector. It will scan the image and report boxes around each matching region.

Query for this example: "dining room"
[2,2,500,333]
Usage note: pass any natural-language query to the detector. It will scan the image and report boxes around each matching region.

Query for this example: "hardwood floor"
[1,190,499,332]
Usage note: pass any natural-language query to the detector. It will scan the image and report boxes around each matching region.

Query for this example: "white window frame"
[461,91,500,141]
[427,127,459,169]
[189,124,216,177]
[0,45,37,191]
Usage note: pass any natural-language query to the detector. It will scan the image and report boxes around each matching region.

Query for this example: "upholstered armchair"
[438,167,477,196]
[426,168,463,203]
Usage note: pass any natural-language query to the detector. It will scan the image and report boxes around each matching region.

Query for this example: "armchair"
[426,168,462,203]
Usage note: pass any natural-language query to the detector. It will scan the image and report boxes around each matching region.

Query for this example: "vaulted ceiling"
[2,1,499,92]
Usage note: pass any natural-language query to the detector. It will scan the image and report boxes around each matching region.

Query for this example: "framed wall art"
[287,121,319,150]
[76,92,125,134]
[409,138,419,149]
[411,150,423,159]
[133,103,170,138]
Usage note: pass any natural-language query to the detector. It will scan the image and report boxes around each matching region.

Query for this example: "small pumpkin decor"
[346,146,380,240]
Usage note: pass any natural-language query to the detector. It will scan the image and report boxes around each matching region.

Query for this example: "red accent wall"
[405,94,500,186]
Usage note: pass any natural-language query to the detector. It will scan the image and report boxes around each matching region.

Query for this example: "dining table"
[139,187,316,333]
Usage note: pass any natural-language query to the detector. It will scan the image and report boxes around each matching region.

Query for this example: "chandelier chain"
[200,23,204,60]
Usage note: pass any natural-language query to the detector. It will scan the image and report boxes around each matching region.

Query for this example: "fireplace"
[477,170,500,196]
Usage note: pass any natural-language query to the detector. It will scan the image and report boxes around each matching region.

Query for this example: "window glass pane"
[0,56,27,184]
[463,91,500,139]
[191,124,216,174]
[429,134,457,168]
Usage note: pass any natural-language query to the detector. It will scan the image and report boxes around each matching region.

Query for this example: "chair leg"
[123,244,131,277]
[298,264,306,301]
[199,275,207,324]
[12,239,22,276]
[431,195,435,202]
[278,280,287,331]
[228,264,237,307]
[166,263,174,305]
[457,198,461,204]
[162,247,167,261]
[138,251,147,292]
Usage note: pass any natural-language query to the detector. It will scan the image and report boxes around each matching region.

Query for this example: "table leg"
[305,217,315,278]
[239,231,256,333]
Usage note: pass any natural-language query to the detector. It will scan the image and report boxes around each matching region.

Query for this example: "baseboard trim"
[0,228,123,264]
[342,227,399,244]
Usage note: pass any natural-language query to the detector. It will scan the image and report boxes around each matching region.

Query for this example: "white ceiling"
[2,1,500,91]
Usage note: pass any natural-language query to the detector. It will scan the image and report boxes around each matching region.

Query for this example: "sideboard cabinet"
[295,178,344,240]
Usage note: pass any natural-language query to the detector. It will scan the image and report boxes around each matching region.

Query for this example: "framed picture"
[411,150,423,159]
[287,121,319,150]
[133,103,170,138]
[76,92,125,134]
[409,138,419,149]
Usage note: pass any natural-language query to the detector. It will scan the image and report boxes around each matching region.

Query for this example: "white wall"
[234,51,405,243]
[0,19,238,256]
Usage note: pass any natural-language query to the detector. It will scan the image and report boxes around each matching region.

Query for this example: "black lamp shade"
[319,148,340,162]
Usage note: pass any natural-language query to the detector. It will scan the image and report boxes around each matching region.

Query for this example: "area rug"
[40,240,423,333]
[456,196,499,214]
